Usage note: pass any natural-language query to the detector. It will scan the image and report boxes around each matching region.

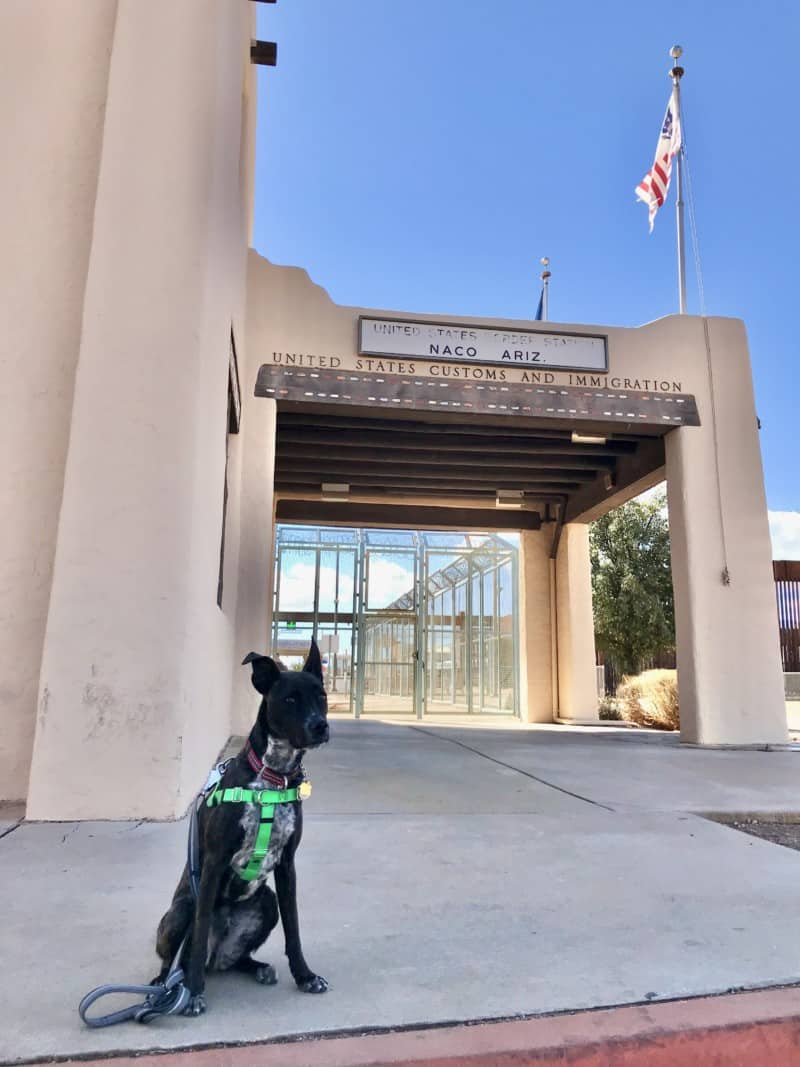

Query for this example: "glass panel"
[276,547,317,614]
[318,528,358,545]
[470,569,481,710]
[277,526,320,544]
[453,580,468,710]
[498,561,515,713]
[364,529,415,547]
[428,588,454,709]
[423,533,471,549]
[366,551,416,610]
[319,621,353,712]
[318,549,355,613]
[482,568,500,709]
[273,524,518,720]
[362,612,416,715]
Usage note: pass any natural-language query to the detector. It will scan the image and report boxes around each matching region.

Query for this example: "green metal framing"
[272,526,519,719]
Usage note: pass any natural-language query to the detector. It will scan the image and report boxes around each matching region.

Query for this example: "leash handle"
[77,807,201,1028]
[78,970,189,1028]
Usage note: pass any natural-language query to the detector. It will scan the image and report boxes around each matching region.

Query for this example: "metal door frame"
[356,535,422,719]
[273,527,519,721]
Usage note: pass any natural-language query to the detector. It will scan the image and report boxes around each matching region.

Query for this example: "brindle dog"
[154,642,330,1016]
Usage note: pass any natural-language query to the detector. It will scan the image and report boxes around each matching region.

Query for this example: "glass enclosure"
[272,527,519,718]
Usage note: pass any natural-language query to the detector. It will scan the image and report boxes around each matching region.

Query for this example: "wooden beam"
[276,499,542,531]
[277,432,636,459]
[250,40,277,66]
[276,445,616,472]
[275,482,584,497]
[277,413,576,439]
[257,365,700,429]
[275,458,599,482]
[563,436,666,523]
[273,469,584,488]
[278,487,567,503]
[276,412,645,444]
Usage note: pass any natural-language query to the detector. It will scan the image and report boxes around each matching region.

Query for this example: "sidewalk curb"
[39,986,800,1067]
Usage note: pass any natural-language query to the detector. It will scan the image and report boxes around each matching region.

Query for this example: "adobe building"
[0,2,786,821]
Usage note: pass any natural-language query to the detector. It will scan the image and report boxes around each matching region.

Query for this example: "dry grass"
[616,669,679,731]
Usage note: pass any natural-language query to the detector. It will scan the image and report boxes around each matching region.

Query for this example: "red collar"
[245,741,303,790]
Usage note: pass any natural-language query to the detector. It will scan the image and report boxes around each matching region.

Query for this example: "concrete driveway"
[2,719,800,1064]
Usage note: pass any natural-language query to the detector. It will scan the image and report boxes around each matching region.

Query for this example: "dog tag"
[298,781,312,800]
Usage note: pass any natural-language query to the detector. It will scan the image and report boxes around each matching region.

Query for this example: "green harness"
[206,784,304,883]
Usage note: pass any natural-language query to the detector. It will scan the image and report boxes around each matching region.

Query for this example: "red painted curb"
[52,987,800,1067]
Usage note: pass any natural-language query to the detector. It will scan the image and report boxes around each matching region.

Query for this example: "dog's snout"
[309,717,329,743]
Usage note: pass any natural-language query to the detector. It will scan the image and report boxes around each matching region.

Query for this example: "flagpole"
[540,257,551,320]
[670,45,687,314]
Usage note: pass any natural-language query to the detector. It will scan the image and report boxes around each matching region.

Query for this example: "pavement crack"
[0,820,22,842]
[409,726,615,811]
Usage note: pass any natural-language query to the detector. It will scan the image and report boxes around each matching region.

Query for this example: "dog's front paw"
[255,963,278,986]
[297,974,328,994]
[182,993,207,1016]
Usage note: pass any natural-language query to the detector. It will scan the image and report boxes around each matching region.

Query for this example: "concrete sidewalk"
[2,720,800,1064]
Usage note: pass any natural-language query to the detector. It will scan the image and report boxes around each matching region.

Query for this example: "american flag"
[635,89,682,232]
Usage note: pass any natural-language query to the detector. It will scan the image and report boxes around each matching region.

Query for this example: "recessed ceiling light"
[496,490,525,509]
[571,432,607,445]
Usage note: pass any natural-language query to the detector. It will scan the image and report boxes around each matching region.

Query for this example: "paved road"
[2,720,799,1064]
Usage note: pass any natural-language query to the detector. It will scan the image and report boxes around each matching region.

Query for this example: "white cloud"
[276,561,319,612]
[632,490,799,561]
[633,481,667,505]
[365,556,416,607]
[769,511,800,561]
[276,556,414,612]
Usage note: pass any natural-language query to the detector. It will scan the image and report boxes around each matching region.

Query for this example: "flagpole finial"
[669,44,684,80]
[540,256,551,280]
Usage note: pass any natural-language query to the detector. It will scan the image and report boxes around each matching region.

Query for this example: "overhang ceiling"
[272,410,667,532]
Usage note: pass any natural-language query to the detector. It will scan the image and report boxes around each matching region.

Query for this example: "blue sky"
[253,1,798,527]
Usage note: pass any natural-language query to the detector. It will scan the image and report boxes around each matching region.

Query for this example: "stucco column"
[666,318,786,745]
[518,530,554,722]
[230,393,277,736]
[26,1,252,820]
[555,524,599,721]
[0,2,117,803]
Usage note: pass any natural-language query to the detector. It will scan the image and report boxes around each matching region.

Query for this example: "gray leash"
[78,761,228,1027]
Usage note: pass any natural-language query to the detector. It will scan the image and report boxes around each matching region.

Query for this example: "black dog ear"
[303,638,323,682]
[242,652,281,695]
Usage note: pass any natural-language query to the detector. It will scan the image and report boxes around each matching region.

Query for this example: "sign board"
[358,316,608,372]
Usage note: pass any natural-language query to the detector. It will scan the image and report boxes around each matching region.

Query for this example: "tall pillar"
[230,387,277,737]
[518,529,554,722]
[555,524,599,721]
[666,318,786,744]
[0,2,117,802]
[26,1,253,820]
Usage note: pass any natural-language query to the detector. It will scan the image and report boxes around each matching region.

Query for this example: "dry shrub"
[598,696,622,721]
[616,669,679,730]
